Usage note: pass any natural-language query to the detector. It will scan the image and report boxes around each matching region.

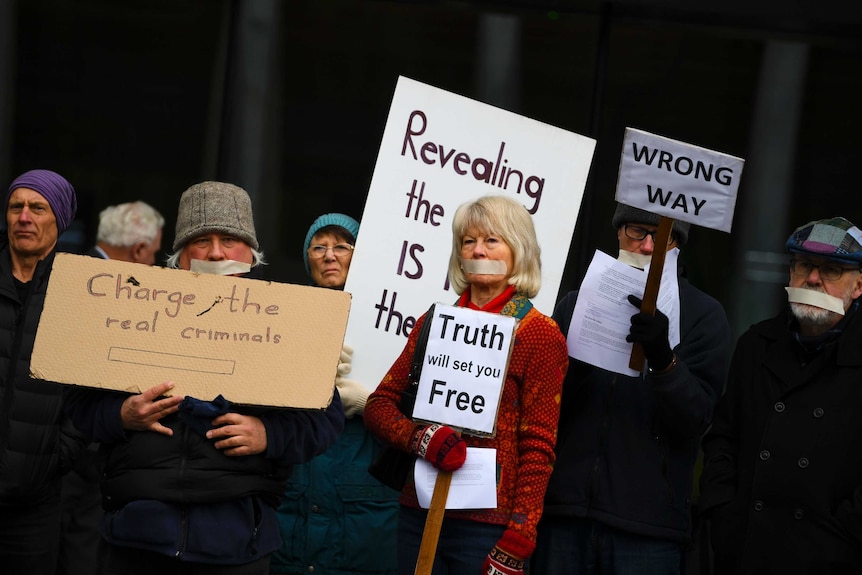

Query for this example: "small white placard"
[411,304,516,436]
[616,127,744,233]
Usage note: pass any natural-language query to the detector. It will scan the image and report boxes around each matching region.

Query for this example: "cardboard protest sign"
[31,254,350,408]
[410,304,517,436]
[616,127,744,233]
[344,76,596,392]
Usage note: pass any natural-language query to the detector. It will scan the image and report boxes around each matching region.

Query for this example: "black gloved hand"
[626,295,674,371]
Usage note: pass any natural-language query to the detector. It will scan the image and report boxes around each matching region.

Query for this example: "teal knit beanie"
[303,213,360,274]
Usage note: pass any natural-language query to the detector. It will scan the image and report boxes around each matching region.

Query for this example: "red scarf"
[456,284,517,314]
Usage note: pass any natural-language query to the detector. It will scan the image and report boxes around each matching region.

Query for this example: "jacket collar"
[0,239,57,303]
[757,301,862,392]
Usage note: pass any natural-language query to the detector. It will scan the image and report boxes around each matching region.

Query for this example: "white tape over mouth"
[617,250,653,270]
[460,258,508,275]
[190,259,252,276]
[786,287,845,315]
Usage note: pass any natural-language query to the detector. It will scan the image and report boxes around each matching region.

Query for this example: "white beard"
[789,301,841,328]
[790,285,853,330]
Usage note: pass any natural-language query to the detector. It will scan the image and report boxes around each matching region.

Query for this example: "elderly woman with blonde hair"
[365,194,568,575]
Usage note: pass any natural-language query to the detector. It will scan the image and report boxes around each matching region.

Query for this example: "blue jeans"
[532,517,683,575]
[398,506,505,575]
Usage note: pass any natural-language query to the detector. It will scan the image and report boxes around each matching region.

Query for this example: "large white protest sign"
[615,127,744,232]
[410,305,516,436]
[344,76,596,391]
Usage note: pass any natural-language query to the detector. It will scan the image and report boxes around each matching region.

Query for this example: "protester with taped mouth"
[364,194,568,575]
[0,169,87,574]
[271,213,399,575]
[64,181,344,574]
[533,202,731,575]
[700,216,862,574]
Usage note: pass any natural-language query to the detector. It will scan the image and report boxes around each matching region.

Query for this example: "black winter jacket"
[701,302,862,574]
[542,274,731,543]
[63,384,344,564]
[63,387,345,510]
[0,242,86,505]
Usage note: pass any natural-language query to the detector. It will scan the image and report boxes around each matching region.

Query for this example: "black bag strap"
[400,303,436,416]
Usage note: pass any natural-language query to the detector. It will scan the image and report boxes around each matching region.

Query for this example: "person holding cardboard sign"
[533,203,731,575]
[63,182,344,574]
[0,169,87,574]
[271,213,399,575]
[364,195,568,575]
[700,217,862,574]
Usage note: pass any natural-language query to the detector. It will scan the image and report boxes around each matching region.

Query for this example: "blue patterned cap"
[786,217,862,265]
[303,213,360,274]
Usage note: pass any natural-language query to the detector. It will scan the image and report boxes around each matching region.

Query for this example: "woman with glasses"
[364,195,569,575]
[271,213,399,575]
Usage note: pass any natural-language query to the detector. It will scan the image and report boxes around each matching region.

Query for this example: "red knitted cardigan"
[364,287,568,545]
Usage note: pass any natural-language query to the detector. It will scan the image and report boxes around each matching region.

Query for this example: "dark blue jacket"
[271,416,399,574]
[64,385,344,564]
[541,273,730,543]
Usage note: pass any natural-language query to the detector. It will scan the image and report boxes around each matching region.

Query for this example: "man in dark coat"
[701,216,862,574]
[533,203,731,574]
[0,169,86,573]
[64,182,344,574]
[88,201,164,265]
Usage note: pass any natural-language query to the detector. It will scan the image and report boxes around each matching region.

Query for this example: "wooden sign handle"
[413,469,454,575]
[628,216,674,371]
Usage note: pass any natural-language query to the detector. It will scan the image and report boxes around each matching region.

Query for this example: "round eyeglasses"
[307,243,354,259]
[790,259,861,282]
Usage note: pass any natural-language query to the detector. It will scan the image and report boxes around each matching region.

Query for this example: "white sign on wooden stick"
[344,76,596,392]
[411,305,517,436]
[615,127,744,232]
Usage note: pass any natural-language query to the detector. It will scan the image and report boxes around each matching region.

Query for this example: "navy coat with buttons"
[701,301,862,574]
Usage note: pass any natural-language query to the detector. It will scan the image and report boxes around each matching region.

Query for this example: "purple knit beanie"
[6,169,78,234]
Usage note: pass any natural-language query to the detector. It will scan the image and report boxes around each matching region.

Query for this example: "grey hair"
[97,201,164,247]
[448,195,542,298]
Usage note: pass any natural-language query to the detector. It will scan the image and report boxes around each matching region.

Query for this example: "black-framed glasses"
[307,243,354,259]
[790,259,861,282]
[623,224,675,246]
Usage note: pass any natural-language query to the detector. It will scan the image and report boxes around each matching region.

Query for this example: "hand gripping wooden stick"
[629,216,674,372]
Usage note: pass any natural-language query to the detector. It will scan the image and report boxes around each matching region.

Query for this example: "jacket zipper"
[588,374,617,510]
[175,506,188,559]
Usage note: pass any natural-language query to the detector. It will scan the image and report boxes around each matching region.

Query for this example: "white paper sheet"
[415,447,497,510]
[566,249,681,376]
